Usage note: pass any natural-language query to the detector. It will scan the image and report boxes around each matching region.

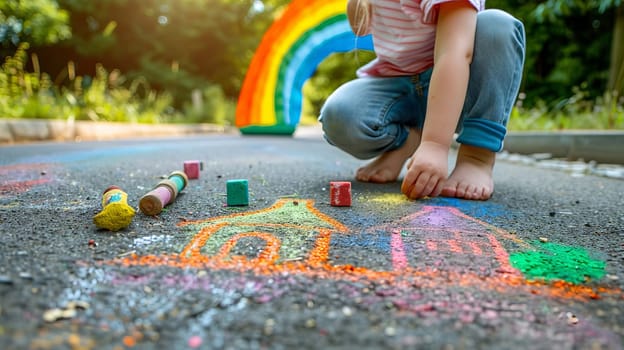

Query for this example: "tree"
[534,0,623,98]
[0,0,71,50]
[35,0,283,105]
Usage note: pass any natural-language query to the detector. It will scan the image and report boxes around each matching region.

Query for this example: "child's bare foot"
[441,144,495,200]
[356,128,421,183]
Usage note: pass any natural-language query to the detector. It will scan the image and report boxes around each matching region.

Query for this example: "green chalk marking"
[209,200,336,229]
[509,241,606,284]
[182,200,341,261]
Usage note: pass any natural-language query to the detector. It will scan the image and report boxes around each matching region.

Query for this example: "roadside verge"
[503,130,624,165]
[1,119,622,166]
[0,118,236,144]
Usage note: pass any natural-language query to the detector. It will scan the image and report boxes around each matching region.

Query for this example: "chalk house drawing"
[116,199,621,301]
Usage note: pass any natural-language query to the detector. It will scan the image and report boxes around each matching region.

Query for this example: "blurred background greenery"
[0,0,622,130]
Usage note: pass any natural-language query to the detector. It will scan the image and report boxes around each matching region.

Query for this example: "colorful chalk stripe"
[236,0,374,134]
[113,199,620,301]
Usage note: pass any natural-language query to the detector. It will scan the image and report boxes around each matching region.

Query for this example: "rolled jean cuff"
[456,119,507,152]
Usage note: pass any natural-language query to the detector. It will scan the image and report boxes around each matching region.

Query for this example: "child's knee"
[477,9,525,46]
[319,99,351,139]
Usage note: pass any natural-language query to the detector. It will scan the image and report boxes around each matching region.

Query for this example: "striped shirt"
[357,0,484,77]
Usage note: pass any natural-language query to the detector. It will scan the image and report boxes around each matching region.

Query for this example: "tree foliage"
[0,0,71,49]
[533,0,621,19]
[531,0,623,97]
[0,0,622,125]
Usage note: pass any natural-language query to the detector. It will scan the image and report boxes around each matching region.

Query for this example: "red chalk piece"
[330,181,351,207]
[183,160,202,179]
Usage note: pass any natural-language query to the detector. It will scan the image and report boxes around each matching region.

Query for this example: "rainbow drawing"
[235,0,374,135]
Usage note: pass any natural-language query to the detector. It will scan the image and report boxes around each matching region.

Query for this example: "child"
[318,0,525,200]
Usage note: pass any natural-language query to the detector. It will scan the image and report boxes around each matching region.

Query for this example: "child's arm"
[401,1,477,199]
[347,0,371,36]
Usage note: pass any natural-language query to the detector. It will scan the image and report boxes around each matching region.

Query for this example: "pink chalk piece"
[152,185,173,205]
[139,184,174,216]
[330,181,351,207]
[188,335,202,348]
[183,160,202,179]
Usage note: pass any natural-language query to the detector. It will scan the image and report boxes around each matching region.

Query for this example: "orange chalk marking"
[107,200,622,301]
[122,335,136,347]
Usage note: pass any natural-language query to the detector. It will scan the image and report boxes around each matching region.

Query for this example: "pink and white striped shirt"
[357,0,485,77]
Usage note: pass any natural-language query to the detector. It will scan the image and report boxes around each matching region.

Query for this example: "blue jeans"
[319,9,526,159]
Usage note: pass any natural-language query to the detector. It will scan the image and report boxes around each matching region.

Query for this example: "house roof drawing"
[112,199,621,301]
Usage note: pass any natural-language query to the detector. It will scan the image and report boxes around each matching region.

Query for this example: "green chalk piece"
[168,171,188,192]
[227,179,249,206]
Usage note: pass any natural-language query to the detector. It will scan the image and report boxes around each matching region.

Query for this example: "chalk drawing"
[112,199,621,301]
[0,163,53,196]
[510,241,606,284]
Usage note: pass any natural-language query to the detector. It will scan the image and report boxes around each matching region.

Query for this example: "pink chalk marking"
[446,238,463,253]
[426,240,437,251]
[468,242,484,256]
[188,335,202,348]
[0,178,50,195]
[391,230,408,271]
[487,233,519,273]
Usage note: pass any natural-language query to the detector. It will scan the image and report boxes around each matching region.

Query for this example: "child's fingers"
[421,176,442,198]
[400,170,416,195]
[431,180,445,197]
[408,173,432,199]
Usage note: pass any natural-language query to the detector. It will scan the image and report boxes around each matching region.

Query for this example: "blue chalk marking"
[428,197,510,221]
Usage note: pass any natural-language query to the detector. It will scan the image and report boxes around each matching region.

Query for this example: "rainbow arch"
[235,0,374,135]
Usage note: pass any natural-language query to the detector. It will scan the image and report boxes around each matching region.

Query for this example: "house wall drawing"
[116,199,620,300]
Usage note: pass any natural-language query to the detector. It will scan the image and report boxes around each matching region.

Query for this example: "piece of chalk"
[138,171,189,216]
[93,186,136,231]
[226,179,249,206]
[139,179,178,216]
[168,171,188,192]
[330,181,351,207]
[183,160,202,179]
[139,185,173,216]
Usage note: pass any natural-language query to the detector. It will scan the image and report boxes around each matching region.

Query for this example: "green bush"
[179,85,236,125]
[508,88,624,131]
[0,44,235,124]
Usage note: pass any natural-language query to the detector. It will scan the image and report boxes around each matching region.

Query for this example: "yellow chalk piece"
[93,187,135,231]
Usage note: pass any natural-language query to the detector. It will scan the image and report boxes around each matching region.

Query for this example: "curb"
[0,118,237,144]
[1,119,623,165]
[503,130,624,165]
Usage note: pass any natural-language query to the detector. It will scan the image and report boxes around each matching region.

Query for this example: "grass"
[2,44,623,131]
[0,44,235,126]
[507,91,624,131]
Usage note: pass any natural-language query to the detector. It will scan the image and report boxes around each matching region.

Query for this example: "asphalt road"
[1,130,623,349]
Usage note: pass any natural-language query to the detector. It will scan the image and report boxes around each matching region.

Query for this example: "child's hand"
[401,141,449,199]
